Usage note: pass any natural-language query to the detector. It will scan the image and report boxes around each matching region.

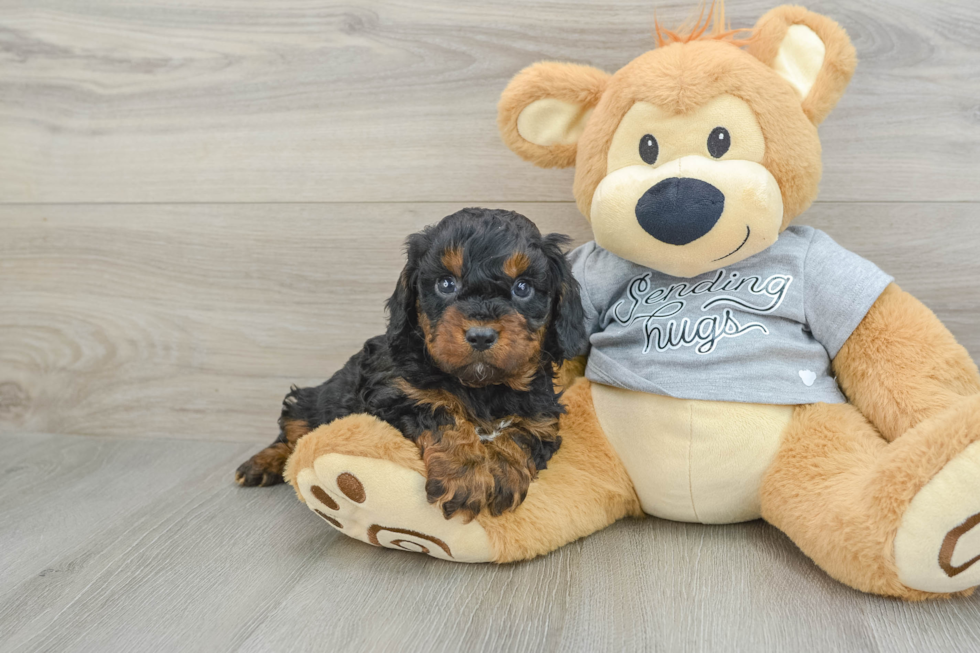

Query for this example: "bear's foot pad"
[895,440,980,593]
[294,453,493,563]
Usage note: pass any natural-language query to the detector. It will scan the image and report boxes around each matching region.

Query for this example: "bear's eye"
[436,277,457,295]
[638,134,659,165]
[707,127,731,158]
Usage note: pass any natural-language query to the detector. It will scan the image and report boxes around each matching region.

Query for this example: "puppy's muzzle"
[635,177,725,246]
[465,326,499,351]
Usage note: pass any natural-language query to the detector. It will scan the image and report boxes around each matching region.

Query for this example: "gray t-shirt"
[570,226,893,405]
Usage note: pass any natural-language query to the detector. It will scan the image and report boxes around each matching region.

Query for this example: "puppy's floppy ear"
[498,62,610,169]
[539,233,587,364]
[385,230,429,349]
[748,5,856,126]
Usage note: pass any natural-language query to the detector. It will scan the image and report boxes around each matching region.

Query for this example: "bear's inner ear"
[517,99,593,148]
[498,62,609,169]
[772,24,826,101]
[748,6,857,125]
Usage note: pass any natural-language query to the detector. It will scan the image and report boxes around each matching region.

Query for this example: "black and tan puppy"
[236,208,587,520]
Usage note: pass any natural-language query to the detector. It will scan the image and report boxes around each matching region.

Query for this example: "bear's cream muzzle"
[590,156,784,278]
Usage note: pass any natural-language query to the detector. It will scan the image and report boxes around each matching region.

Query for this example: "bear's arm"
[831,283,980,442]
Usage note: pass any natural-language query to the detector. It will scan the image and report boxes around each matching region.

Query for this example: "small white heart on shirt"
[799,370,817,387]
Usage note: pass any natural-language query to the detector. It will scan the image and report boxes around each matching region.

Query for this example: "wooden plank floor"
[2,0,980,651]
[1,431,979,653]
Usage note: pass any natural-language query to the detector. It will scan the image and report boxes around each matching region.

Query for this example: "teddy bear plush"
[284,4,980,599]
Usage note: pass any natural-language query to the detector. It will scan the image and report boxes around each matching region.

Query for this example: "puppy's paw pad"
[294,454,493,563]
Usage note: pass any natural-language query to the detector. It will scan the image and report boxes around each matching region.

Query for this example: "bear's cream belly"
[591,383,795,524]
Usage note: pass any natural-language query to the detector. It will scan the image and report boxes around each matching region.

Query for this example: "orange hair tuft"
[654,1,754,48]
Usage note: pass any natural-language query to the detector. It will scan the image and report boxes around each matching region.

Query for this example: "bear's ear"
[748,5,857,125]
[498,62,610,169]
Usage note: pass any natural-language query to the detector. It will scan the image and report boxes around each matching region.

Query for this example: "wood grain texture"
[0,432,978,653]
[2,0,980,648]
[1,0,979,203]
[2,201,977,443]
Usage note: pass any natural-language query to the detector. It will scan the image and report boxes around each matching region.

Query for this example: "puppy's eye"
[512,279,533,299]
[707,127,731,158]
[639,134,659,165]
[436,277,457,295]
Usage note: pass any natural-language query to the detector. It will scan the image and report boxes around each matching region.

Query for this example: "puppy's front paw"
[421,431,536,520]
[485,447,535,517]
[424,463,495,522]
[235,443,290,487]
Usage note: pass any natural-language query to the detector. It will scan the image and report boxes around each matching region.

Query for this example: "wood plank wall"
[2,0,978,442]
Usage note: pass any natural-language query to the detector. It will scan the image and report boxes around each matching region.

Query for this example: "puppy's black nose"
[635,177,725,246]
[465,327,498,351]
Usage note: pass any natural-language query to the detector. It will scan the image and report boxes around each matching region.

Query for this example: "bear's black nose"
[634,177,725,246]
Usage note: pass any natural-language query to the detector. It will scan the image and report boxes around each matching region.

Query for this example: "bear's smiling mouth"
[712,226,751,262]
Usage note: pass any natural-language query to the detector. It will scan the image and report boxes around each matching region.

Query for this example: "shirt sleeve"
[568,241,603,355]
[803,229,894,359]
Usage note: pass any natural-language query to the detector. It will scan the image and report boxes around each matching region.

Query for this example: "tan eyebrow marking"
[503,252,531,278]
[441,247,464,276]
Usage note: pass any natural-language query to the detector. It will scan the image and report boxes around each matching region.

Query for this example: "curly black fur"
[236,208,586,517]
